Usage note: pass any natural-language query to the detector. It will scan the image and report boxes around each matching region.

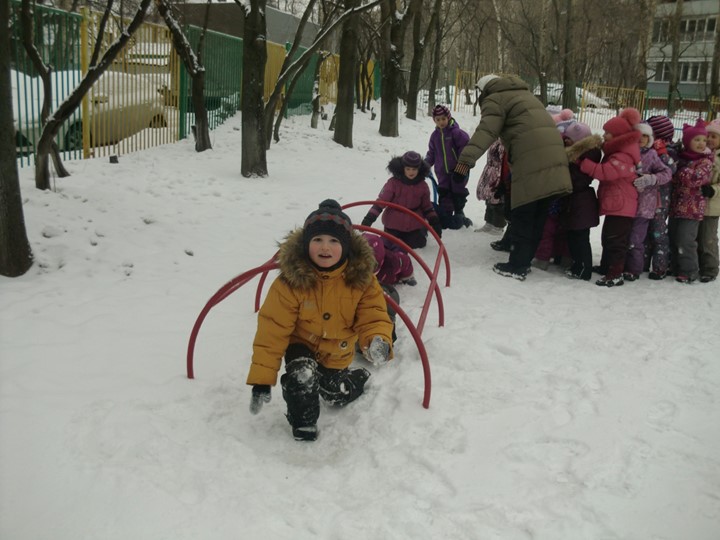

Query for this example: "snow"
[1,106,719,540]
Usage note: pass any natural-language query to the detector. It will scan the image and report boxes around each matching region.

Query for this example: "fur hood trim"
[566,134,604,163]
[387,156,431,184]
[277,228,378,291]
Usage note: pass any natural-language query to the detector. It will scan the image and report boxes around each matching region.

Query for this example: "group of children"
[245,104,719,442]
[479,108,720,287]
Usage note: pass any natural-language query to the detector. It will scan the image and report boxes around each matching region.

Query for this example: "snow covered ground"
[1,106,719,540]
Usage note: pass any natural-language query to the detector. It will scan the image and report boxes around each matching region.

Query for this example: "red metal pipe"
[355,225,445,330]
[341,200,451,287]
[383,291,432,408]
[187,261,278,379]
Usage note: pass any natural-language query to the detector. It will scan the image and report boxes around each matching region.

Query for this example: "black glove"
[452,171,467,184]
[249,384,271,414]
[454,162,470,176]
[701,184,715,198]
[361,214,376,227]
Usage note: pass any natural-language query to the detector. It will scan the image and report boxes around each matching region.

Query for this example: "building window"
[679,17,718,41]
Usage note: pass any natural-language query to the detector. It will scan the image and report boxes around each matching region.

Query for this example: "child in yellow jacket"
[247,199,394,441]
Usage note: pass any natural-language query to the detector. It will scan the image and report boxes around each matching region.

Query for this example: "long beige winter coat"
[458,75,572,209]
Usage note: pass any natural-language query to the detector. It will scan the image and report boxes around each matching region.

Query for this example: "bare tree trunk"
[21,0,70,180]
[273,53,313,141]
[32,0,152,190]
[561,0,577,110]
[379,0,414,137]
[156,0,212,151]
[240,0,268,177]
[261,0,380,147]
[1,0,33,276]
[635,0,656,90]
[405,0,424,120]
[668,0,683,116]
[491,0,505,72]
[334,0,360,148]
[426,0,441,116]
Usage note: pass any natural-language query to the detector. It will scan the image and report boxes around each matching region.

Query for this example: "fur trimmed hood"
[277,228,378,291]
[566,134,604,163]
[387,156,431,184]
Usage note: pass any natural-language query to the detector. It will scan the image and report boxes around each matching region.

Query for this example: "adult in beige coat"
[454,74,573,280]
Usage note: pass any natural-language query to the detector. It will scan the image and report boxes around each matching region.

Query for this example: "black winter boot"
[281,356,320,440]
[317,365,370,406]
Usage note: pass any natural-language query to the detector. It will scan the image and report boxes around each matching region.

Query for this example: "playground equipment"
[186,200,450,408]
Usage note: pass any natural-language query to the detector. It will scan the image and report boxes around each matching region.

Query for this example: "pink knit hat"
[603,108,642,137]
[682,118,708,149]
[551,108,574,124]
[706,118,720,136]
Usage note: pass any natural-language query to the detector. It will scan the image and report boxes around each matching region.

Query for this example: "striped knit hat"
[646,115,675,143]
[432,104,451,118]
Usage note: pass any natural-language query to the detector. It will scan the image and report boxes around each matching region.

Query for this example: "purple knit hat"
[564,121,593,144]
[646,115,675,143]
[401,151,423,168]
[682,118,708,150]
[432,104,451,118]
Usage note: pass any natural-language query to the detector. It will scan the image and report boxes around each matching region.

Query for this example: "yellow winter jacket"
[247,229,393,386]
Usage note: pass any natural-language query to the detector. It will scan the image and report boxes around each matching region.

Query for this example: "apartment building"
[647,0,719,101]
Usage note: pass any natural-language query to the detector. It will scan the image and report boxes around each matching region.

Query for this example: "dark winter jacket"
[247,230,393,386]
[425,118,470,189]
[580,131,641,218]
[559,134,602,230]
[670,154,714,221]
[365,157,439,232]
[652,139,678,210]
[457,75,572,209]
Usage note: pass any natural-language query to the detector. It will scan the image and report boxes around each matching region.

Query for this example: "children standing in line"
[623,122,672,281]
[247,200,394,442]
[578,108,642,287]
[697,118,720,283]
[669,120,714,283]
[644,115,679,279]
[362,151,442,249]
[424,105,471,229]
[559,121,602,280]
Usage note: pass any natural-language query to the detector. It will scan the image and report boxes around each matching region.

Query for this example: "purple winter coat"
[636,146,672,219]
[366,157,439,232]
[560,134,602,230]
[425,119,470,189]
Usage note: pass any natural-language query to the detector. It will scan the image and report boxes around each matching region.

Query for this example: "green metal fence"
[179,26,243,139]
[10,0,84,166]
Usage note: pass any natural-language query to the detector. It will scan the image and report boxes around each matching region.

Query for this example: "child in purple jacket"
[362,151,442,249]
[424,105,471,229]
[623,122,672,281]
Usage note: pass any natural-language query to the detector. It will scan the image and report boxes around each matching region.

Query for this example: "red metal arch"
[186,200,452,409]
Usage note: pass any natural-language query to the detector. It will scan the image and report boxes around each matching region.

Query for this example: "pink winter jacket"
[579,132,641,218]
